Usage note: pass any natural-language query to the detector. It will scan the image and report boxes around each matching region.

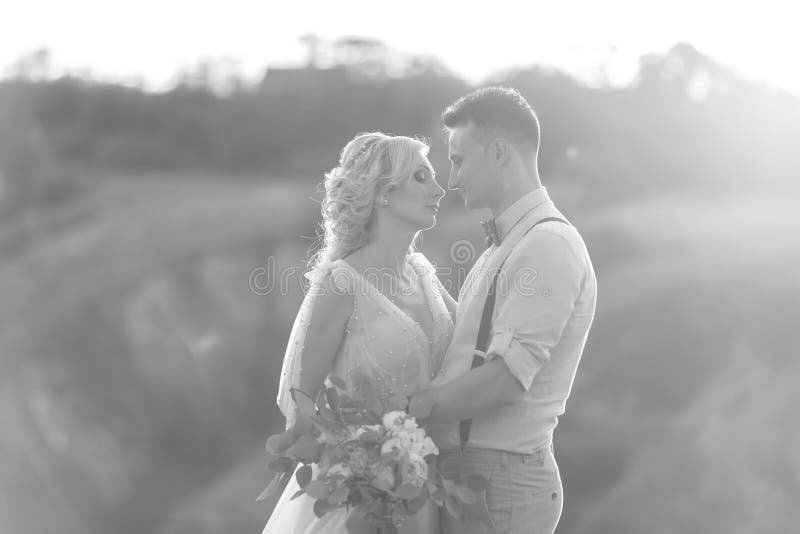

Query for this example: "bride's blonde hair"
[310,132,430,272]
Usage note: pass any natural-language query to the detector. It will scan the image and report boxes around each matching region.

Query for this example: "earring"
[382,198,389,206]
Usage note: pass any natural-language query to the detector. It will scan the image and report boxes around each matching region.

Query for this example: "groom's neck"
[489,179,541,218]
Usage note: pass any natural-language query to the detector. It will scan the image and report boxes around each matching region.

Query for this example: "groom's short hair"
[442,86,540,152]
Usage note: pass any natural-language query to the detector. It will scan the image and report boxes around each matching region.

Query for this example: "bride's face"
[383,155,445,231]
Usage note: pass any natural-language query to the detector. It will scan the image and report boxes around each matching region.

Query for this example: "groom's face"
[447,122,494,210]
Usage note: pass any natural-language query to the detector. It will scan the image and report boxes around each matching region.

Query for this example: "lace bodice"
[327,252,453,401]
[266,252,451,534]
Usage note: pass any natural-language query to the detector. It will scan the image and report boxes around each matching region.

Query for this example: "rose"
[382,411,406,430]
[401,453,429,487]
[380,437,403,457]
[370,463,395,491]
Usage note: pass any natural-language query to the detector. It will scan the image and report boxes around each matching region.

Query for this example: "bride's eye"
[414,170,426,183]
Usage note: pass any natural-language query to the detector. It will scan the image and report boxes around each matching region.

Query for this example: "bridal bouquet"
[259,377,485,533]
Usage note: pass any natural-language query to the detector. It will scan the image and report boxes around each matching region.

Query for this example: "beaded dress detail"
[264,252,453,534]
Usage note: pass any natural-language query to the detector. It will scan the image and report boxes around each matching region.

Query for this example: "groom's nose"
[448,169,459,190]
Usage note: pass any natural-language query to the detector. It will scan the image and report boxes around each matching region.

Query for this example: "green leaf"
[305,480,331,500]
[291,388,317,417]
[466,473,488,493]
[388,394,409,412]
[329,483,349,505]
[444,492,463,519]
[265,432,294,455]
[310,414,344,433]
[267,456,296,474]
[344,512,373,533]
[357,429,381,444]
[455,484,477,505]
[394,483,423,500]
[430,488,445,506]
[313,498,329,518]
[255,473,282,502]
[329,376,347,390]
[405,494,428,514]
[316,388,336,419]
[341,411,367,425]
[325,386,340,411]
[290,489,305,501]
[288,434,322,463]
[296,464,313,489]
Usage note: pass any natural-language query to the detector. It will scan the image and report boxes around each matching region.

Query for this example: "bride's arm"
[296,276,354,402]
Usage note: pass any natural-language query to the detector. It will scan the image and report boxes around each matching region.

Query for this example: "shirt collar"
[494,186,551,241]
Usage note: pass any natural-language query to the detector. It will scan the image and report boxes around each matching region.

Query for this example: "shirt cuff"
[485,323,546,391]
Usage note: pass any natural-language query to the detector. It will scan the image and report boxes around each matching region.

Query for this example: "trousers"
[438,442,563,534]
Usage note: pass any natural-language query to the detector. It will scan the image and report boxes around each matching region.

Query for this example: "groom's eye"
[414,170,426,182]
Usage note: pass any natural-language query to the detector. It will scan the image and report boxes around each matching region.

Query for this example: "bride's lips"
[426,205,439,213]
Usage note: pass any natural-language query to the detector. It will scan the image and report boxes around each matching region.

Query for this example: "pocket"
[512,485,562,533]
[462,482,500,533]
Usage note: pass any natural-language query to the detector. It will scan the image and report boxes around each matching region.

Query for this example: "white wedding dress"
[263,252,454,534]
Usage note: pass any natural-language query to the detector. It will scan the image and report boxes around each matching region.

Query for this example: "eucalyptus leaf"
[290,489,305,501]
[329,483,350,505]
[287,434,322,463]
[394,483,423,500]
[313,498,328,518]
[305,480,331,500]
[456,484,477,505]
[357,429,381,443]
[265,432,294,455]
[326,386,340,411]
[345,512,373,533]
[291,387,317,417]
[267,456,295,474]
[309,414,343,433]
[295,464,313,489]
[255,473,282,502]
[405,494,428,514]
[329,376,347,390]
[444,492,463,519]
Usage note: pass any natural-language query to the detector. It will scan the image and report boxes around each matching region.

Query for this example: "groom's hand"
[408,390,435,422]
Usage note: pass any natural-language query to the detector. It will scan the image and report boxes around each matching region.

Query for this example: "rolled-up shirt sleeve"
[484,230,584,391]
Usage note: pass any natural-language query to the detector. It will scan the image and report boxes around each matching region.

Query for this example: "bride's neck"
[349,231,415,275]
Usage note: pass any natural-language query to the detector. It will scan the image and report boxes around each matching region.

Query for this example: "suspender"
[458,216,569,450]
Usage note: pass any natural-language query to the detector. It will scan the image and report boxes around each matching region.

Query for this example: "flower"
[327,463,353,479]
[371,463,395,491]
[382,411,406,430]
[401,453,429,487]
[380,437,403,457]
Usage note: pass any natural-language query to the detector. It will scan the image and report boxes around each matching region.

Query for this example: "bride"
[263,132,455,533]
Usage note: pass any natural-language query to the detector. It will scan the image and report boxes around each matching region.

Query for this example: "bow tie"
[480,218,500,248]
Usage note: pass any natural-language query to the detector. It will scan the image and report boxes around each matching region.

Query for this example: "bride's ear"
[377,185,393,207]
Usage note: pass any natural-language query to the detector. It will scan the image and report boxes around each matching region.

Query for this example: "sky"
[2,0,797,95]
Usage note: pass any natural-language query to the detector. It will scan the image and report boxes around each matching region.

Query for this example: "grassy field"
[1,173,798,534]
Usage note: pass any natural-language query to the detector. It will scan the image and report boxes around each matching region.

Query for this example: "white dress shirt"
[431,186,597,454]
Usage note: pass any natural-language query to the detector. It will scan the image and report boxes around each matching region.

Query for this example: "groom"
[409,87,597,533]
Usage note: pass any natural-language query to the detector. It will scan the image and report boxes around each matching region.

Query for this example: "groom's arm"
[411,357,524,422]
[413,231,584,424]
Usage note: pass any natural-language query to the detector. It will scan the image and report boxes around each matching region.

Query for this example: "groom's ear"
[490,137,512,167]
